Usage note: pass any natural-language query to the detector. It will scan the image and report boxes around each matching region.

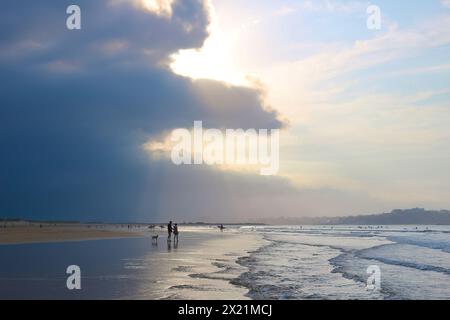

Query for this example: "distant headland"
[256,208,450,225]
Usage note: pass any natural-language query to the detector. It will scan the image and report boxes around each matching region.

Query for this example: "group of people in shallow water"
[167,221,179,242]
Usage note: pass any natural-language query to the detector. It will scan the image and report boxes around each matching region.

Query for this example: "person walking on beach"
[173,224,179,243]
[167,221,173,240]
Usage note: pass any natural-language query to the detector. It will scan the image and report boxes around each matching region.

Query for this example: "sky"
[1,0,449,222]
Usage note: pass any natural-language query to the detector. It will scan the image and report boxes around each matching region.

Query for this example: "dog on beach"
[151,234,159,244]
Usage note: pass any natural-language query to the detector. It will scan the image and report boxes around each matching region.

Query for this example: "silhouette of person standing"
[173,223,179,243]
[167,221,173,240]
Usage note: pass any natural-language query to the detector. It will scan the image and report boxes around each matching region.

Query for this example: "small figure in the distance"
[167,221,173,241]
[151,234,159,245]
[173,223,179,243]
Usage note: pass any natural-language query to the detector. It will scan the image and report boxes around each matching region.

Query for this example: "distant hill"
[259,208,450,225]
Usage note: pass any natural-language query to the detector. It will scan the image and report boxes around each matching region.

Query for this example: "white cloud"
[274,6,296,16]
[296,0,368,13]
[442,0,450,9]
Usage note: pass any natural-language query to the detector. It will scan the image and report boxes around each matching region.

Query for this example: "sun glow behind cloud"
[170,3,248,86]
[110,0,174,17]
[142,0,174,17]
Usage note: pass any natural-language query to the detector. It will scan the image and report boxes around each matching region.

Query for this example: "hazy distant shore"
[252,208,450,226]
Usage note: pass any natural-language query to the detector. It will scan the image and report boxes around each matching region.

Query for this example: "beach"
[0,222,147,245]
[0,224,449,300]
[0,225,264,299]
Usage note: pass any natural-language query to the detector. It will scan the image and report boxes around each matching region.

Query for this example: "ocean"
[235,225,450,300]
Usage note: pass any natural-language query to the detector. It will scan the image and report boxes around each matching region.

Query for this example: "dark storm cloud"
[0,0,209,66]
[0,0,284,221]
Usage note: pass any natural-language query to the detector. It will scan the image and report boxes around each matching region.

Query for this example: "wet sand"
[0,226,265,300]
